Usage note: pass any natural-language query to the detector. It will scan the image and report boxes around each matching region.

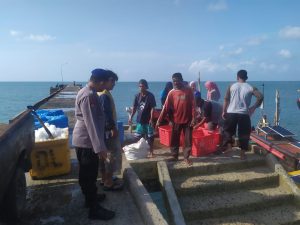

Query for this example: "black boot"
[85,193,106,208]
[88,204,115,220]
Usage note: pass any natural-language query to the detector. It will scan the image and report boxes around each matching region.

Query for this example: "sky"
[0,0,300,82]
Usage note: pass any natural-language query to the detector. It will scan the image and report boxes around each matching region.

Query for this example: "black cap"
[90,68,109,82]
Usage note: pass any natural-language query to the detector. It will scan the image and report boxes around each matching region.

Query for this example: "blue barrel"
[117,121,124,143]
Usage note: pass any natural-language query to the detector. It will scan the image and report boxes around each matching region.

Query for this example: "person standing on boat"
[205,81,221,102]
[72,69,115,220]
[219,70,263,160]
[98,70,123,191]
[156,73,195,166]
[128,79,156,157]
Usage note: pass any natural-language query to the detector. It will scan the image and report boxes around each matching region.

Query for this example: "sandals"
[100,176,121,186]
[103,182,124,191]
[166,156,179,162]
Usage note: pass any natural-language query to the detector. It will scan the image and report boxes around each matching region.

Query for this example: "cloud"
[241,60,255,66]
[259,62,289,73]
[278,49,291,58]
[9,30,56,42]
[219,46,243,57]
[229,47,243,56]
[86,49,164,62]
[247,35,267,46]
[26,34,56,42]
[279,26,300,39]
[208,0,228,12]
[259,62,276,71]
[225,60,255,71]
[225,63,238,71]
[189,58,222,73]
[9,30,22,37]
[188,57,257,74]
[99,51,160,59]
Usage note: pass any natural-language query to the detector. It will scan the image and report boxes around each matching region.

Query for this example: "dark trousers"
[170,123,192,159]
[222,113,251,151]
[75,147,99,206]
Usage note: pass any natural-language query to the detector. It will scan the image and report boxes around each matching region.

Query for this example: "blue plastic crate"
[36,109,64,117]
[34,109,68,129]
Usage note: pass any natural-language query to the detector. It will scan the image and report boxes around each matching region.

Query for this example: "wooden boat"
[250,90,300,171]
[251,126,300,170]
[297,89,300,109]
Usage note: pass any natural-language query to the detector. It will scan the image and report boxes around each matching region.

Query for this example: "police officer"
[72,69,115,220]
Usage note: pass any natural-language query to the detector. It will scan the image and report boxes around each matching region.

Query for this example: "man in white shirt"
[220,70,263,160]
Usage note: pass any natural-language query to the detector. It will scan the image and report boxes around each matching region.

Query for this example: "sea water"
[0,81,299,137]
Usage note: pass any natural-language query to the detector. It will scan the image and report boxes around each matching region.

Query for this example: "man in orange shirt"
[156,73,195,165]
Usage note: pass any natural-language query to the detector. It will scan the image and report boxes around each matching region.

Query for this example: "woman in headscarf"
[189,81,201,99]
[160,82,173,106]
[205,81,221,102]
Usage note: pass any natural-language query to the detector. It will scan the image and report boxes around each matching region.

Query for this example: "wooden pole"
[274,90,280,126]
[27,106,54,139]
[198,71,201,92]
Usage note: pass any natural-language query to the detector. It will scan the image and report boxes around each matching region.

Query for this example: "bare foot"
[223,147,234,156]
[240,151,247,160]
[184,158,193,166]
[147,152,155,158]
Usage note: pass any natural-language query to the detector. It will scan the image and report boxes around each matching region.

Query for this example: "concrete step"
[168,153,266,177]
[187,204,300,225]
[179,186,294,221]
[173,166,278,196]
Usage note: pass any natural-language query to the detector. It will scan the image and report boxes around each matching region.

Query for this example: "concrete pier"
[2,84,300,225]
[21,85,146,225]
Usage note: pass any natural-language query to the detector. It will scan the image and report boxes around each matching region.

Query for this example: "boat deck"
[251,131,300,155]
[251,130,300,171]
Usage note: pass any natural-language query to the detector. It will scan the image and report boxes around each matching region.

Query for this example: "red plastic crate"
[158,125,184,147]
[152,108,162,120]
[191,128,220,157]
